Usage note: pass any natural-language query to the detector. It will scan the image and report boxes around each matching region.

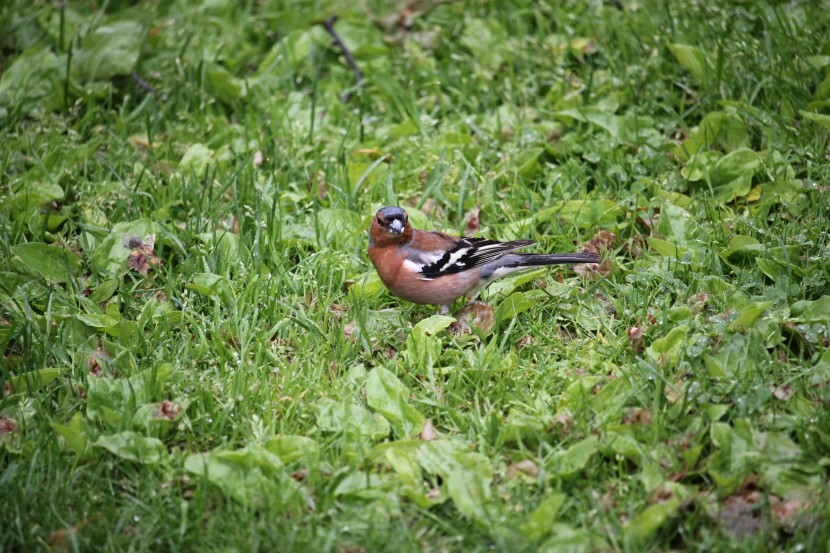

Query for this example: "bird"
[367,206,601,315]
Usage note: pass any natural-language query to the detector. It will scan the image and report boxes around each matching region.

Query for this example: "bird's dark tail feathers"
[511,252,600,266]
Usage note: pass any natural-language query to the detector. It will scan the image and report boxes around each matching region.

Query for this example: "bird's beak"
[389,219,404,234]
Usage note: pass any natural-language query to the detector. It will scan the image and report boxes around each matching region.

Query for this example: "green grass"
[2,0,830,551]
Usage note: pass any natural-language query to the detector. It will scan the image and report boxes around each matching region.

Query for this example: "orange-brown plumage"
[368,206,600,314]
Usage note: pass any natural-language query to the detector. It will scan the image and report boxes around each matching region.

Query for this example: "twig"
[320,16,364,102]
[131,71,166,102]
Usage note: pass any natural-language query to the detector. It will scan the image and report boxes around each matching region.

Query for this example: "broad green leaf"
[624,498,682,541]
[756,258,791,284]
[185,444,297,506]
[6,367,60,394]
[647,237,691,258]
[705,148,761,203]
[679,111,750,158]
[186,273,230,297]
[51,412,87,454]
[554,106,656,143]
[681,150,721,181]
[521,493,566,541]
[514,147,544,178]
[483,268,546,301]
[548,436,598,478]
[799,110,830,130]
[205,63,245,104]
[366,367,424,437]
[86,364,174,425]
[12,243,81,283]
[495,291,539,323]
[11,182,64,210]
[94,431,166,464]
[348,270,387,299]
[810,347,830,385]
[385,445,442,508]
[76,313,120,329]
[72,21,143,83]
[196,231,242,264]
[460,18,509,70]
[413,315,456,336]
[531,199,624,231]
[718,235,764,264]
[540,524,599,552]
[668,43,708,84]
[180,143,214,173]
[416,440,494,522]
[265,435,319,464]
[790,296,830,322]
[606,428,645,463]
[89,278,119,303]
[402,316,454,372]
[728,302,772,332]
[657,203,695,244]
[0,46,66,114]
[646,325,689,367]
[315,398,390,440]
[332,470,385,498]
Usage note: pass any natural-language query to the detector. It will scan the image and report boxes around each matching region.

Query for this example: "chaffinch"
[368,206,601,314]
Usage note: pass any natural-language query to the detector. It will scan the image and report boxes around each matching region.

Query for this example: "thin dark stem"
[320,16,363,102]
[131,71,165,101]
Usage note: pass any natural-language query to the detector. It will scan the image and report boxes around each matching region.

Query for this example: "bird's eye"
[376,216,384,225]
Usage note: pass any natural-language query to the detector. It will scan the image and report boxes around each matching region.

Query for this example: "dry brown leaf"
[88,340,110,376]
[449,301,494,335]
[464,206,481,235]
[353,148,389,160]
[573,257,613,279]
[128,134,159,149]
[622,408,652,426]
[583,230,618,253]
[507,459,539,479]
[159,400,181,420]
[0,416,17,435]
[715,492,769,538]
[343,322,358,341]
[419,419,436,441]
[773,384,794,401]
[124,234,161,275]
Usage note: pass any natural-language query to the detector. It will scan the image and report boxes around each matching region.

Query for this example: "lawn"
[1,0,830,551]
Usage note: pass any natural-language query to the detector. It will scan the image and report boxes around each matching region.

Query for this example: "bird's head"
[370,206,413,245]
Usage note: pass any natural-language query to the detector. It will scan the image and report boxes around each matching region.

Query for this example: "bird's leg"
[439,304,450,315]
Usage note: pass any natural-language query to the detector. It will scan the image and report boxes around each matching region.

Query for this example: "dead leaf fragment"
[583,230,618,253]
[773,385,794,401]
[88,340,110,376]
[419,419,436,441]
[159,400,181,420]
[124,234,161,276]
[622,408,652,426]
[507,459,539,479]
[449,301,494,335]
[715,491,769,538]
[464,206,481,235]
[0,416,17,435]
[573,257,613,279]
